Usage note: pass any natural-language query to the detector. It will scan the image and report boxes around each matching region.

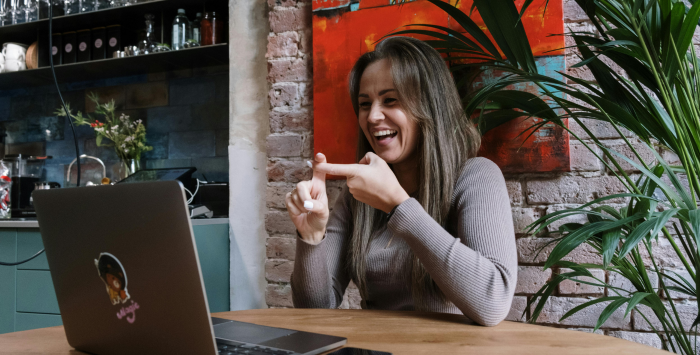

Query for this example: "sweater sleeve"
[387,157,517,326]
[291,186,353,309]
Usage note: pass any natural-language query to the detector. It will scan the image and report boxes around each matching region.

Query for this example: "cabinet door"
[193,224,230,312]
[0,230,17,334]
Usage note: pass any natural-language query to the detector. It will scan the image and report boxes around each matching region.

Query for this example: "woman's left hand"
[313,152,410,213]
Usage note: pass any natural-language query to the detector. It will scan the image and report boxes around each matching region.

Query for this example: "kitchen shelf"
[0,0,223,45]
[0,43,228,90]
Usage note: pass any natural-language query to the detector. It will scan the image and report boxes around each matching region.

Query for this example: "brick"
[640,237,689,269]
[269,83,300,107]
[267,237,296,260]
[266,259,294,283]
[505,296,529,322]
[526,176,627,205]
[602,139,657,173]
[301,134,313,157]
[268,58,312,82]
[563,0,590,22]
[339,282,362,310]
[661,269,695,300]
[270,108,313,132]
[608,270,659,296]
[545,204,590,233]
[633,301,698,331]
[266,210,298,234]
[267,134,303,157]
[607,331,662,348]
[267,159,312,182]
[505,180,522,205]
[268,0,297,8]
[299,82,312,106]
[659,148,681,166]
[511,207,543,235]
[516,266,551,294]
[125,81,169,109]
[564,22,598,55]
[269,6,311,33]
[517,237,602,265]
[267,183,296,209]
[298,29,313,56]
[85,86,125,113]
[570,140,602,171]
[533,296,632,329]
[267,32,300,58]
[559,268,605,295]
[569,117,635,140]
[266,283,293,308]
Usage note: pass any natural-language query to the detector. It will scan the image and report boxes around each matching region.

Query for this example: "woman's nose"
[367,103,384,123]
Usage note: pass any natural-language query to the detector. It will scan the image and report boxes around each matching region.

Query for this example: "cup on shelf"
[2,42,28,61]
[5,57,26,72]
[112,50,125,58]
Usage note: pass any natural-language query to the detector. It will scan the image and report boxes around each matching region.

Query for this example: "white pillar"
[227,0,269,310]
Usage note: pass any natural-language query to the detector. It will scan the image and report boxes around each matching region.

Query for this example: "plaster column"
[228,0,269,310]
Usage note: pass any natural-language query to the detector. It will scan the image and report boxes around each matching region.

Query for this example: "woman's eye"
[359,102,371,108]
[384,98,397,105]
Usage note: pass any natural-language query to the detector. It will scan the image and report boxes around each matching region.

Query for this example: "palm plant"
[393,0,700,352]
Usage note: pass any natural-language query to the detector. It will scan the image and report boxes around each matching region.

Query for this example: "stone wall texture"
[265,0,699,349]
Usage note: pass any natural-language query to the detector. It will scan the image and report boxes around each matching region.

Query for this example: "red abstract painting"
[313,0,570,174]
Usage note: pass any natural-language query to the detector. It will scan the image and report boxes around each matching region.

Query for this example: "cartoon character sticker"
[95,253,131,305]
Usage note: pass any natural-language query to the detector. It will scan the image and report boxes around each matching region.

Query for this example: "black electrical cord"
[0,4,82,266]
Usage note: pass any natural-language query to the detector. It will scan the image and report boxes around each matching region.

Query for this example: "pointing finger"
[310,152,327,185]
[314,162,360,177]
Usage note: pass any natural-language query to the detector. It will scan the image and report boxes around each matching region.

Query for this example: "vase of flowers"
[56,93,153,180]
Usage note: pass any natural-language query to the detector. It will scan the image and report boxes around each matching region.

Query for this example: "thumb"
[310,152,327,185]
[359,152,378,165]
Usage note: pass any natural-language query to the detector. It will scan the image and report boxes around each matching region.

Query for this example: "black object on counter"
[192,181,229,217]
[62,31,77,64]
[106,25,121,59]
[92,27,106,60]
[77,29,91,63]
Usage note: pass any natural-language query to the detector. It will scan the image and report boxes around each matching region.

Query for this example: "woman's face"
[357,59,419,165]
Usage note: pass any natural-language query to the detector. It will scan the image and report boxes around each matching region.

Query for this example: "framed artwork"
[313,0,569,174]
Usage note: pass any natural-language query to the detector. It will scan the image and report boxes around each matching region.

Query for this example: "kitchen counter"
[0,217,230,229]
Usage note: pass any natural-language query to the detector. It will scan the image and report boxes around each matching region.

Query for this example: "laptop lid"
[33,181,218,355]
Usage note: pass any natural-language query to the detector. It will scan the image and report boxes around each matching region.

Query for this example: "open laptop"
[33,181,346,355]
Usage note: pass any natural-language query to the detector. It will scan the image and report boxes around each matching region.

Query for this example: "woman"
[285,37,517,326]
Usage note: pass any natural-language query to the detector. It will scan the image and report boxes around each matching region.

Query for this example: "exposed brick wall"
[265,0,686,348]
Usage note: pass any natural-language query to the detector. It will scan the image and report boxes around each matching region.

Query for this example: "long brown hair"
[347,36,481,309]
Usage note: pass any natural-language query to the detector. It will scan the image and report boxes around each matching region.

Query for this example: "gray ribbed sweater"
[291,157,517,326]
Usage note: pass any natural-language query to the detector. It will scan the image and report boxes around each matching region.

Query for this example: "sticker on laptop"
[95,252,140,324]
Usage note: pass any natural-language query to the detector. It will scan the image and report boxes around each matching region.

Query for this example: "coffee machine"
[5,155,54,218]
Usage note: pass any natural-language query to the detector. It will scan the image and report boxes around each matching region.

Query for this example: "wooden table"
[0,309,669,354]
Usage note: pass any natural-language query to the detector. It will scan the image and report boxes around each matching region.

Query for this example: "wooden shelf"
[0,0,223,45]
[0,43,228,90]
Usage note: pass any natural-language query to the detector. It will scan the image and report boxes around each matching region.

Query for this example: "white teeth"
[373,130,397,137]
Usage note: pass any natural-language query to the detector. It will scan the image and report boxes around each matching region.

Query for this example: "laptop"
[33,181,346,355]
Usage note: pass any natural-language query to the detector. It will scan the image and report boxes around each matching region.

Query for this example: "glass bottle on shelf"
[171,8,188,50]
[191,12,202,45]
[210,11,223,44]
[138,13,156,54]
[201,12,224,46]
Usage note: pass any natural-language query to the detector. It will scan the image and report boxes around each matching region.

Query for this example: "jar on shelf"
[201,12,223,46]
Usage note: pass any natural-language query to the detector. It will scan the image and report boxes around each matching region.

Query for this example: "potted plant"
[395,0,700,352]
[56,92,153,179]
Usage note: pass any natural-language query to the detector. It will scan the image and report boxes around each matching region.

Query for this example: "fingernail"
[306,160,312,168]
[304,200,314,210]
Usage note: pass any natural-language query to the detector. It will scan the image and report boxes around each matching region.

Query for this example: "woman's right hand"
[285,152,330,245]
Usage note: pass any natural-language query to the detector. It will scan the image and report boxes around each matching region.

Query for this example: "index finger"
[314,162,360,177]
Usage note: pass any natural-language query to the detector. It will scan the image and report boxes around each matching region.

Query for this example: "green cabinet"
[0,222,230,334]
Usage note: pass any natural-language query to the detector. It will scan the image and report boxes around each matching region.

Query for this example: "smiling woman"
[286,36,517,326]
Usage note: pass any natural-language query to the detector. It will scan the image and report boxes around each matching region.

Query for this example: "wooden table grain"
[0,308,669,354]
